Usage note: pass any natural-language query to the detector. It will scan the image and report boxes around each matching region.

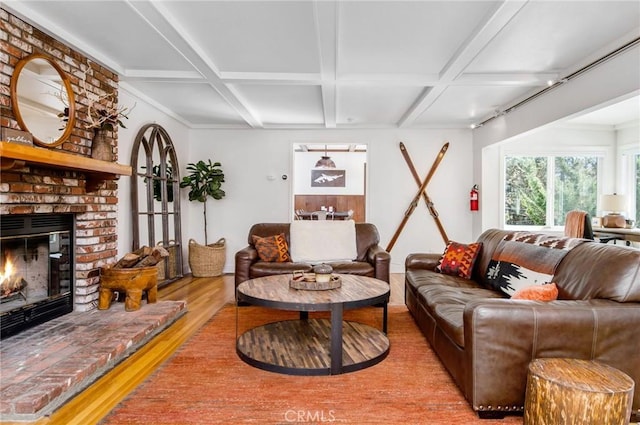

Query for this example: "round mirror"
[10,53,75,148]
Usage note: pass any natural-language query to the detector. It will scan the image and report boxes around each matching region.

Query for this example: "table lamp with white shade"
[601,193,627,228]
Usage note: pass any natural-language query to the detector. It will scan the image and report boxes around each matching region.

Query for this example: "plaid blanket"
[485,232,588,296]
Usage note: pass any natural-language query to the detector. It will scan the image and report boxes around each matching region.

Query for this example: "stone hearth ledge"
[0,300,187,421]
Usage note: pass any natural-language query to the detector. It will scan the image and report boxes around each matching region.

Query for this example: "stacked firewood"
[112,245,169,269]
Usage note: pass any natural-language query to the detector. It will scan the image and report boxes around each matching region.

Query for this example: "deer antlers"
[78,60,135,131]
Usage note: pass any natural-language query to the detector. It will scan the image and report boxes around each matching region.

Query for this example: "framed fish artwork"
[311,169,346,187]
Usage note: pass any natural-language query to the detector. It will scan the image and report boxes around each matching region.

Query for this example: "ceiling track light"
[471,36,640,130]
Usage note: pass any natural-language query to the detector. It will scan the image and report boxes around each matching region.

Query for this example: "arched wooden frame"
[10,53,76,148]
[131,123,183,285]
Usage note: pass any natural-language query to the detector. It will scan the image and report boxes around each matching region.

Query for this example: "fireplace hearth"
[0,214,74,338]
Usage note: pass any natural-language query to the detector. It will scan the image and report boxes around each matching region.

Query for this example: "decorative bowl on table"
[313,263,333,283]
[290,265,341,290]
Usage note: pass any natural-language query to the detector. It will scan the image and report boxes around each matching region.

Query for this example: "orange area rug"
[103,305,523,424]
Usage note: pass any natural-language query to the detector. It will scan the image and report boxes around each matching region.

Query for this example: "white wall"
[115,87,191,262]
[183,129,473,274]
[617,123,640,149]
[616,122,640,220]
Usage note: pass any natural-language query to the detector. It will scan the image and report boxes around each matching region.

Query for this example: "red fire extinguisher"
[470,184,479,211]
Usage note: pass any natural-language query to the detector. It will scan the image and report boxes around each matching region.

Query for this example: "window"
[621,148,640,227]
[505,157,547,226]
[635,153,640,225]
[504,155,600,228]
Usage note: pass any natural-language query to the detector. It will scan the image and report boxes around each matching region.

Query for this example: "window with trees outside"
[504,155,601,228]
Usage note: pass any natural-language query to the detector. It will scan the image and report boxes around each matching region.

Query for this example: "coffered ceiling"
[5,1,640,129]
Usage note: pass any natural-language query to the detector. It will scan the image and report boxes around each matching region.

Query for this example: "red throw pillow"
[252,234,291,263]
[512,282,558,301]
[435,241,482,280]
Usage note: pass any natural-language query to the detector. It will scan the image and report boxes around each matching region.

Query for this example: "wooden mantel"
[0,141,132,191]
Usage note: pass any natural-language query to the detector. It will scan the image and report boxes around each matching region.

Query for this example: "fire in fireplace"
[0,214,74,338]
[1,252,28,301]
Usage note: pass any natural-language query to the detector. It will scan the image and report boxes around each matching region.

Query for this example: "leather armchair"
[235,222,390,288]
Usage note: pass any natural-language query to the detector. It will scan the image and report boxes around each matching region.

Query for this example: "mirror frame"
[9,53,76,148]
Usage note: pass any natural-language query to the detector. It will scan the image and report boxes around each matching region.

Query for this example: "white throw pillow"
[289,220,358,264]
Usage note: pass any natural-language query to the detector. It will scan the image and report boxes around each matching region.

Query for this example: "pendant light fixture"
[315,145,336,168]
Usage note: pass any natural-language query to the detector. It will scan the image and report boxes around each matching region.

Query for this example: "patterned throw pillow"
[435,241,482,279]
[252,234,291,263]
[512,282,558,301]
[484,233,584,297]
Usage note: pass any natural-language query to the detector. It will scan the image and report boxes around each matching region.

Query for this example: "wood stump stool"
[525,358,634,425]
[98,266,158,311]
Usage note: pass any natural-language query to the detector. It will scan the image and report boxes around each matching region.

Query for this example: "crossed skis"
[386,141,450,252]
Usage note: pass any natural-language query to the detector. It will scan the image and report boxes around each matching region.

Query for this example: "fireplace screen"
[0,214,74,338]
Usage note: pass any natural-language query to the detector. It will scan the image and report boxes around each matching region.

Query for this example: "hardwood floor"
[3,273,405,425]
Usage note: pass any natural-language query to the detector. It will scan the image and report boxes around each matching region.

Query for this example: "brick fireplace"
[1,9,125,317]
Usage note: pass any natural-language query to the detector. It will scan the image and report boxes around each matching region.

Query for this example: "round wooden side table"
[236,274,390,376]
[524,358,634,425]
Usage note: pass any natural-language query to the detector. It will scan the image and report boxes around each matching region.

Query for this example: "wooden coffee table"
[236,274,390,376]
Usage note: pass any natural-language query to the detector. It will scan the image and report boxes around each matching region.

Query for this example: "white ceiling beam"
[187,123,251,130]
[219,72,322,85]
[321,84,337,128]
[126,0,263,128]
[314,0,338,128]
[122,69,557,87]
[398,0,530,127]
[326,72,555,86]
[262,123,330,130]
[454,72,559,86]
[123,70,204,80]
[338,73,441,85]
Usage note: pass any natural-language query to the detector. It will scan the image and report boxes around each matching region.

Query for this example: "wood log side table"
[524,358,634,425]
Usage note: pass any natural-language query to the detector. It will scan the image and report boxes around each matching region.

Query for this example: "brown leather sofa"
[235,222,390,288]
[405,228,640,420]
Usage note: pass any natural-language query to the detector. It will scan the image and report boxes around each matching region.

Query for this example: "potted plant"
[143,164,174,202]
[179,159,226,277]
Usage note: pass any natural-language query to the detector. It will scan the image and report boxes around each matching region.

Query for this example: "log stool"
[525,358,634,425]
[98,266,158,311]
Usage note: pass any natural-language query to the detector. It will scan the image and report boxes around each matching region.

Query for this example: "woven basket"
[189,238,225,277]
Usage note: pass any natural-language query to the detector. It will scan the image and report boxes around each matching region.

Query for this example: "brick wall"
[0,8,123,311]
